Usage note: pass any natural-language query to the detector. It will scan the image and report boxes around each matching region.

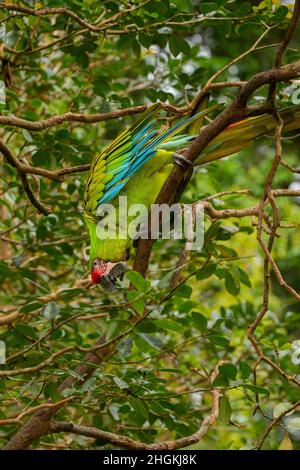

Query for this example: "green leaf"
[191,311,207,331]
[80,377,96,393]
[219,363,237,381]
[212,375,228,387]
[172,0,193,13]
[106,320,128,339]
[238,268,251,288]
[0,261,12,277]
[137,320,159,333]
[158,271,174,289]
[14,324,37,340]
[243,385,269,395]
[209,335,229,347]
[92,78,110,97]
[216,266,241,295]
[133,298,145,315]
[201,2,218,14]
[239,361,252,381]
[279,432,293,450]
[19,301,44,314]
[168,35,180,57]
[59,288,85,299]
[196,263,216,281]
[287,417,300,433]
[136,333,163,350]
[227,266,241,295]
[216,244,238,258]
[273,5,289,21]
[44,383,62,401]
[217,20,232,38]
[149,400,169,415]
[138,33,152,48]
[218,395,232,424]
[108,404,120,421]
[225,274,239,295]
[113,376,129,390]
[273,402,294,419]
[126,271,150,292]
[155,319,182,332]
[129,397,149,420]
[237,22,260,37]
[175,284,192,298]
[169,35,190,57]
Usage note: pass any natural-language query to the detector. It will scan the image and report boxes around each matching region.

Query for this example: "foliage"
[0,0,300,450]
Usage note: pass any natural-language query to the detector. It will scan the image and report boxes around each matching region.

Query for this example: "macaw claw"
[172,152,194,169]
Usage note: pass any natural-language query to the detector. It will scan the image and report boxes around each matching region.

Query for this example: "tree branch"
[0,139,51,215]
[48,368,220,450]
[0,105,148,131]
[0,2,150,33]
[3,334,115,450]
[268,0,300,101]
[246,4,300,437]
[256,399,300,450]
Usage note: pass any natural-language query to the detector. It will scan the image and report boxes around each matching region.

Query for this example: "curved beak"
[109,262,126,279]
[99,275,119,292]
[99,262,126,292]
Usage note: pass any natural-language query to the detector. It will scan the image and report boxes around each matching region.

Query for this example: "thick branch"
[0,105,148,131]
[133,59,300,277]
[4,335,115,450]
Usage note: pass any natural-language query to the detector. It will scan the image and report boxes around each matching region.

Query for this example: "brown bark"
[4,336,114,450]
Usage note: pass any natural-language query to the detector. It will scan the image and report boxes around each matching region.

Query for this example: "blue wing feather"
[96,115,194,206]
[97,181,128,205]
[87,104,218,211]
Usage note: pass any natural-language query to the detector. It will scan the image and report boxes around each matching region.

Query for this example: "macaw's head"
[91,259,126,291]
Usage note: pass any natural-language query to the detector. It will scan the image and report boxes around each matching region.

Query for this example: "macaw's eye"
[93,261,97,266]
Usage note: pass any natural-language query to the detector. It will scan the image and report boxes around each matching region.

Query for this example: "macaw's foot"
[172,152,194,169]
[100,262,126,292]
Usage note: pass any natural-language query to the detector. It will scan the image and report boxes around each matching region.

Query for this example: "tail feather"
[187,94,211,136]
[159,102,220,145]
[159,96,216,151]
[195,105,300,165]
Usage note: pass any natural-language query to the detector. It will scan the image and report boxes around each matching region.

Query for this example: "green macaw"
[83,102,300,289]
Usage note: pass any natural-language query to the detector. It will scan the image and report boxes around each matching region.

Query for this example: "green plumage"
[83,104,300,265]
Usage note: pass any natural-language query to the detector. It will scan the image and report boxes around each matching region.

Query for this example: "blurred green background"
[0,0,300,450]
